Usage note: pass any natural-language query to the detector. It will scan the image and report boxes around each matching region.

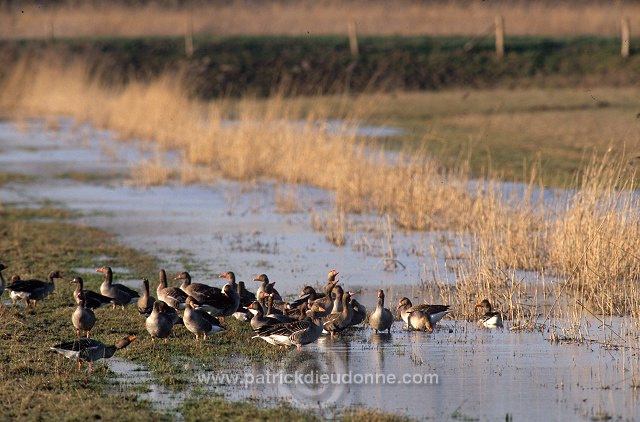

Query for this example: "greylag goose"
[176,271,221,302]
[299,285,325,301]
[50,336,136,372]
[232,280,255,321]
[96,266,139,310]
[311,270,340,317]
[369,290,393,333]
[137,278,156,317]
[156,269,187,310]
[238,281,256,307]
[145,300,176,341]
[254,274,282,302]
[248,300,281,331]
[265,294,296,323]
[72,299,96,338]
[193,284,240,318]
[252,304,326,351]
[349,297,367,326]
[7,270,62,307]
[184,297,225,342]
[71,277,113,309]
[476,299,503,328]
[286,301,310,321]
[330,285,344,315]
[0,263,6,297]
[323,290,353,337]
[397,297,450,332]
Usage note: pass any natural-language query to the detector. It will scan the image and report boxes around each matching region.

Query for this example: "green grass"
[0,206,165,420]
[3,34,640,98]
[277,86,640,187]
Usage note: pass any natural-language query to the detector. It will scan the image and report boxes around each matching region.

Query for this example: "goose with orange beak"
[50,336,136,372]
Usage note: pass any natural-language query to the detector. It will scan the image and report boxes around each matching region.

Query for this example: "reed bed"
[3,54,640,329]
[2,1,639,39]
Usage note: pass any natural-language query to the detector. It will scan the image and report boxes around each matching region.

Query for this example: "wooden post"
[495,15,504,58]
[185,15,194,58]
[47,20,54,44]
[348,21,359,57]
[621,17,630,58]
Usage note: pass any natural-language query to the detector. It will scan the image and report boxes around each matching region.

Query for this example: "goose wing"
[114,283,140,298]
[255,319,312,337]
[84,290,114,309]
[409,304,449,314]
[8,278,47,292]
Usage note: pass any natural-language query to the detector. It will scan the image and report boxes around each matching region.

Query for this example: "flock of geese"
[0,264,503,372]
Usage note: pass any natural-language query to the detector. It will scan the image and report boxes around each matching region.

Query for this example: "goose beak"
[475,303,482,307]
[318,306,326,312]
[128,336,137,342]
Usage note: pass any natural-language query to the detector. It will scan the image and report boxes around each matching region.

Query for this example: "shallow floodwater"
[1,119,639,421]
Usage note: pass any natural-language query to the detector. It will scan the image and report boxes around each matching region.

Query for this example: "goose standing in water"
[349,297,367,326]
[311,270,340,317]
[323,290,353,337]
[97,266,139,310]
[397,297,450,332]
[252,304,326,351]
[476,299,503,328]
[369,289,393,334]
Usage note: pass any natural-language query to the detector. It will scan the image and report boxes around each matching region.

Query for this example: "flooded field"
[1,119,639,421]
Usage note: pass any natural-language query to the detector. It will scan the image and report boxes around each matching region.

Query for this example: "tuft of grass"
[0,172,33,186]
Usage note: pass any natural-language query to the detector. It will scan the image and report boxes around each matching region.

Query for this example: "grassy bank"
[0,183,412,420]
[1,35,639,98]
[0,202,163,419]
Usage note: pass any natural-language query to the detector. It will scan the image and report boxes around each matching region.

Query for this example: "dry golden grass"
[3,54,640,329]
[1,1,639,39]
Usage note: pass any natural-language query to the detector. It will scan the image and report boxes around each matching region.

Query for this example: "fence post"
[348,21,359,57]
[185,15,194,58]
[495,15,504,59]
[621,17,630,58]
[47,20,54,44]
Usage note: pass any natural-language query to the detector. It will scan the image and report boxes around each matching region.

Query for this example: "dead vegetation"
[2,55,640,342]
